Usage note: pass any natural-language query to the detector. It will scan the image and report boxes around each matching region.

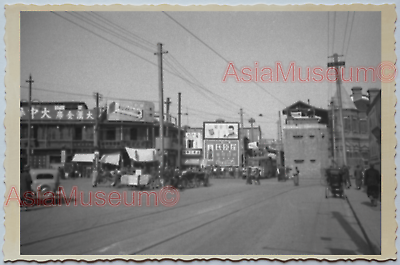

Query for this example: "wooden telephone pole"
[328,53,347,167]
[155,43,168,175]
[26,74,34,167]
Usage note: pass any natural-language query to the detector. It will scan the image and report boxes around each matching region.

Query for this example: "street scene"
[18,11,383,256]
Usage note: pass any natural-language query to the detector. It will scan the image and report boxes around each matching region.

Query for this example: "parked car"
[30,168,61,197]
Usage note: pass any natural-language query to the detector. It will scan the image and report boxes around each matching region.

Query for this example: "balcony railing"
[100,140,152,149]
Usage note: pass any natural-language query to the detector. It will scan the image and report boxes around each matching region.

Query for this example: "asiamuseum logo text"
[222,61,396,83]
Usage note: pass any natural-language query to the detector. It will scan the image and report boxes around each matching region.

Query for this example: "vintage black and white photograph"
[9,6,395,259]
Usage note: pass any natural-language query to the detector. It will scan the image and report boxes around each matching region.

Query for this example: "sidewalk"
[344,180,381,254]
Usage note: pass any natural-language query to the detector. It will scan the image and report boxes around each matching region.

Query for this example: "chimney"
[367,88,380,104]
[351,87,363,102]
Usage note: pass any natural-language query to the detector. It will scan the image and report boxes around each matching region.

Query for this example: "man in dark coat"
[364,164,381,206]
[20,165,33,208]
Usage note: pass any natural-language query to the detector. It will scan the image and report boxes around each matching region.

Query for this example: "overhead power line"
[163,11,287,107]
[344,12,356,59]
[341,11,350,55]
[89,12,154,47]
[66,12,154,53]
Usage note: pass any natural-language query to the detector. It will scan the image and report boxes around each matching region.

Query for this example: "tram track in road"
[21,180,291,249]
[87,184,302,255]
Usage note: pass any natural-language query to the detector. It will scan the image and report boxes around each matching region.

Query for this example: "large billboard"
[107,100,154,122]
[203,122,239,140]
[204,139,240,167]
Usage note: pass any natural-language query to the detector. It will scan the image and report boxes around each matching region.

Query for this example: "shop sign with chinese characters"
[204,140,239,166]
[20,105,97,121]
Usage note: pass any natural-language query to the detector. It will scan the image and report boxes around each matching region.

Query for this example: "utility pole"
[331,101,337,165]
[328,53,347,166]
[26,74,34,167]
[239,108,244,172]
[155,43,168,176]
[177,93,182,170]
[93,92,102,171]
[277,111,282,167]
[165,97,171,137]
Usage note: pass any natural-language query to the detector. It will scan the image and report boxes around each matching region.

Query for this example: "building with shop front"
[20,100,183,172]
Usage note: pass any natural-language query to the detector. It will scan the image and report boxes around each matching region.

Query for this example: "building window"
[74,127,82,140]
[293,135,303,139]
[130,128,138,140]
[309,135,315,138]
[360,120,367,134]
[106,129,116,140]
[187,139,194,148]
[352,117,359,133]
[310,159,316,163]
[344,117,351,132]
[294,159,304,163]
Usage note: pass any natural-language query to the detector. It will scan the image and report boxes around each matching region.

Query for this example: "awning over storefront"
[125,147,157,162]
[100,153,121,166]
[72,153,95,163]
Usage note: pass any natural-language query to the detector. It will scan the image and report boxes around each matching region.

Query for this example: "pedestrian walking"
[354,165,363,190]
[293,167,300,186]
[364,164,381,206]
[342,166,351,189]
[20,165,33,209]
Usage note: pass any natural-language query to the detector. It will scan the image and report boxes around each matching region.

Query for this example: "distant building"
[282,101,330,178]
[366,88,381,172]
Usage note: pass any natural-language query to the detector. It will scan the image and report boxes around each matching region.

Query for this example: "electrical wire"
[344,12,355,59]
[341,11,350,55]
[163,11,287,107]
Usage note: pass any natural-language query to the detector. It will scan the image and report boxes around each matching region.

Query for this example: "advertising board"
[204,139,239,166]
[203,122,239,140]
[107,100,154,122]
[20,105,97,121]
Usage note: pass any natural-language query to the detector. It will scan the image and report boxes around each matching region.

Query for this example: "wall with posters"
[204,140,239,167]
[204,122,239,140]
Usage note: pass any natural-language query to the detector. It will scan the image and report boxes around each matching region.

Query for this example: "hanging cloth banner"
[100,153,120,166]
[125,147,157,162]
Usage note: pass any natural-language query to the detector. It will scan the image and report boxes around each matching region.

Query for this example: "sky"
[20,11,381,139]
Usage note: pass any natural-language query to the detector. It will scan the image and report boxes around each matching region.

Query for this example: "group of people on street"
[345,164,381,207]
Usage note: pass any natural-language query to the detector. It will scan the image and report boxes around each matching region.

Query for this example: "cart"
[325,168,346,199]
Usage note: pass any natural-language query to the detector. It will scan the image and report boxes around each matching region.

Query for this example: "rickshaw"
[325,168,346,199]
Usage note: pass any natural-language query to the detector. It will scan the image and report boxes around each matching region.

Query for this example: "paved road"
[20,177,378,255]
